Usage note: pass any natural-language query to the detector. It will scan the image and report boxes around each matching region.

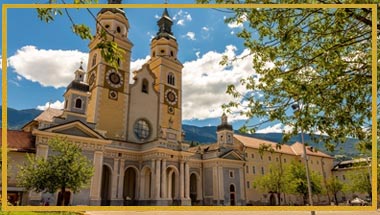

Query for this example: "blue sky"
[1,0,288,133]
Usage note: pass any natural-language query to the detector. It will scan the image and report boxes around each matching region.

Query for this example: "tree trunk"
[303,194,307,205]
[334,193,338,205]
[59,186,66,206]
[277,192,281,205]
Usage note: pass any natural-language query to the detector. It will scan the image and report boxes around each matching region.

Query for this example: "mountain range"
[1,106,359,158]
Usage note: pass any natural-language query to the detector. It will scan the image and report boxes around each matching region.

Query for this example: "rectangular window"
[246,165,249,174]
[252,166,256,174]
[261,167,264,175]
[284,158,287,163]
[276,157,279,162]
[251,153,254,159]
[260,155,263,160]
[247,181,250,189]
[268,156,271,161]
[229,170,234,178]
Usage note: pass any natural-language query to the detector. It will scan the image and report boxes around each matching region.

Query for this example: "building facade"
[3,3,362,207]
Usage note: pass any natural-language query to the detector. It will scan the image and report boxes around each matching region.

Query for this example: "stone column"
[184,162,190,199]
[167,171,172,199]
[111,158,119,200]
[150,159,155,199]
[212,166,218,202]
[139,167,145,200]
[180,160,185,199]
[155,159,161,199]
[197,172,202,201]
[161,159,167,199]
[117,159,125,200]
[218,166,224,201]
[90,151,104,203]
[239,167,245,202]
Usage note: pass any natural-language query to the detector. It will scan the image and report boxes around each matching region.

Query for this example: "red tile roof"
[234,134,332,158]
[0,129,35,152]
[34,108,63,122]
[291,142,332,158]
[234,134,295,155]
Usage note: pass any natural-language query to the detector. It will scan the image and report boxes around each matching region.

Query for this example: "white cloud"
[37,100,64,110]
[230,31,235,35]
[130,55,151,83]
[256,123,293,134]
[154,14,160,19]
[202,27,209,31]
[185,14,192,21]
[177,20,185,26]
[7,46,154,87]
[185,32,196,40]
[173,10,192,26]
[182,45,258,121]
[8,46,88,89]
[195,51,201,58]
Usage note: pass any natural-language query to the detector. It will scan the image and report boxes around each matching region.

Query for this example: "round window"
[134,119,150,140]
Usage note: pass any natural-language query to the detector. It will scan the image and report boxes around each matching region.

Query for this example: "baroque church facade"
[19,4,247,206]
[5,3,342,207]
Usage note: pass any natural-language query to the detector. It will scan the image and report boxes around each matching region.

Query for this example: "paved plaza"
[85,210,380,215]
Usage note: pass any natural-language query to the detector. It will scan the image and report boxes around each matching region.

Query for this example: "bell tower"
[217,113,234,147]
[86,0,133,140]
[148,8,183,143]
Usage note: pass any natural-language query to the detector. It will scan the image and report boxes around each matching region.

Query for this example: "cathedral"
[18,3,248,206]
[5,1,341,207]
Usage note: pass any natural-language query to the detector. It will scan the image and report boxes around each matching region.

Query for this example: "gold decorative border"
[1,3,377,212]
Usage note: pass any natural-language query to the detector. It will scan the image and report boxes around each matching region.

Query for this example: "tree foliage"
[36,0,124,69]
[197,0,379,151]
[253,163,287,205]
[344,166,372,197]
[325,176,343,205]
[284,160,322,205]
[17,137,94,206]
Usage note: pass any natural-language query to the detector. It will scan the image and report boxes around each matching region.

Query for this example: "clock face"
[106,69,123,89]
[165,89,178,106]
[167,92,176,102]
[109,73,121,84]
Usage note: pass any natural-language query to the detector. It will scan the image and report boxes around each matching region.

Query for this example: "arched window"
[92,54,97,67]
[167,73,175,86]
[142,79,149,94]
[230,184,235,192]
[75,98,82,109]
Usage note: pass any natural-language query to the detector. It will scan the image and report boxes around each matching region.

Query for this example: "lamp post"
[291,103,316,215]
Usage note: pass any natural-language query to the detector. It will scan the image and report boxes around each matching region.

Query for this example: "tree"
[17,137,94,206]
[344,167,372,199]
[254,143,288,205]
[253,163,288,205]
[325,176,343,205]
[196,0,379,151]
[285,160,322,205]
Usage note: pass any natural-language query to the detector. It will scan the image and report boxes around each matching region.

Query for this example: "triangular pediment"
[220,150,244,161]
[43,120,104,139]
